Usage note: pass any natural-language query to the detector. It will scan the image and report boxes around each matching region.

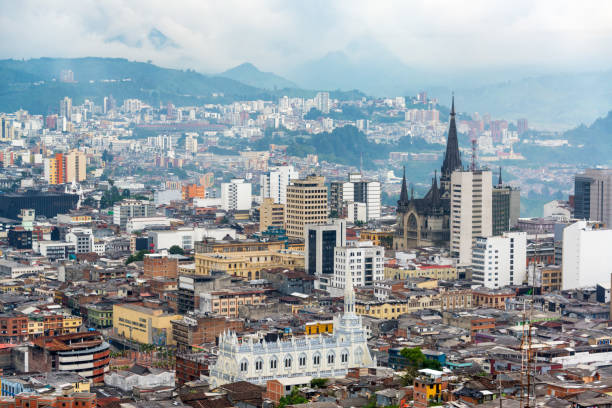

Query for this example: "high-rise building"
[221,179,252,211]
[450,169,493,266]
[259,198,285,232]
[492,168,521,236]
[517,118,528,135]
[185,133,198,153]
[574,169,612,226]
[59,97,72,121]
[315,92,330,114]
[472,232,526,289]
[0,115,14,141]
[330,173,381,221]
[562,220,612,290]
[260,165,299,204]
[394,96,461,250]
[305,220,346,289]
[285,175,328,239]
[332,240,384,292]
[43,150,87,185]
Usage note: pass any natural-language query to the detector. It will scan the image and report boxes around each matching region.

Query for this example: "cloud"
[1,0,612,74]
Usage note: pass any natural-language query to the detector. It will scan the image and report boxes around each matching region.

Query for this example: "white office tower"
[260,165,299,204]
[65,228,94,254]
[315,92,330,114]
[332,240,384,295]
[450,169,493,266]
[221,179,252,211]
[562,221,612,290]
[472,232,527,289]
[208,276,373,387]
[330,173,381,221]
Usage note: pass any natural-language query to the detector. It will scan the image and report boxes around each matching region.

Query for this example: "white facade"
[562,221,612,290]
[450,170,493,266]
[543,200,571,221]
[112,200,156,228]
[208,278,373,388]
[347,202,367,223]
[472,232,527,289]
[332,241,385,293]
[104,369,175,392]
[66,228,93,254]
[221,179,252,211]
[260,165,299,204]
[154,189,182,206]
[150,227,236,251]
[305,220,346,290]
[126,217,174,233]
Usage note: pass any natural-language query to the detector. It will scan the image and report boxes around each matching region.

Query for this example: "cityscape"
[0,2,612,408]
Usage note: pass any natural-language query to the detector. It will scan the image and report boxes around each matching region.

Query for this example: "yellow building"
[195,250,304,279]
[259,198,285,232]
[384,264,457,281]
[359,230,394,248]
[113,304,182,346]
[305,321,333,335]
[355,294,441,320]
[62,315,83,333]
[28,320,44,336]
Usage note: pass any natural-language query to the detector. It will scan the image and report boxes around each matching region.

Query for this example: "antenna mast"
[471,138,477,171]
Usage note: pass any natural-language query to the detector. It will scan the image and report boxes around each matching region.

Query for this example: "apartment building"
[450,169,493,266]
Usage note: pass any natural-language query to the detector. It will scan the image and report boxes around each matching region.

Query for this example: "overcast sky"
[2,0,612,74]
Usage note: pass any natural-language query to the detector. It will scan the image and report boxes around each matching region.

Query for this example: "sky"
[2,0,612,75]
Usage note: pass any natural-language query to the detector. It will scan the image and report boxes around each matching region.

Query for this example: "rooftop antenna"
[360,152,363,175]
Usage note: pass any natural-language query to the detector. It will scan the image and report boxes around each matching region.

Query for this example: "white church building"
[208,279,374,387]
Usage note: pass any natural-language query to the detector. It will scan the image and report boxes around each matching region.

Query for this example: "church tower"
[440,95,462,195]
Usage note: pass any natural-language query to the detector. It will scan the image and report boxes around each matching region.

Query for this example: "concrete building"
[574,169,612,226]
[259,198,285,232]
[260,165,299,204]
[330,173,381,221]
[492,177,520,236]
[285,175,328,239]
[104,366,174,392]
[332,240,384,294]
[65,228,93,254]
[450,169,493,266]
[34,241,75,261]
[221,179,252,211]
[562,221,612,290]
[112,199,156,228]
[151,227,236,251]
[305,220,346,290]
[143,253,181,279]
[471,232,527,289]
[113,303,182,346]
[44,150,86,185]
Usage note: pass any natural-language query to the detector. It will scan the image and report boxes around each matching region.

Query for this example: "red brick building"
[0,393,96,408]
[143,254,179,279]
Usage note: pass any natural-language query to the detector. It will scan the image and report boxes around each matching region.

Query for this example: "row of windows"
[239,351,349,372]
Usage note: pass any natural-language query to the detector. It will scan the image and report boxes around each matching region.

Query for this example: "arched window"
[327,352,335,365]
[270,356,278,370]
[240,359,248,372]
[255,358,263,371]
[284,355,292,368]
[313,353,321,366]
[298,353,307,367]
[341,349,349,363]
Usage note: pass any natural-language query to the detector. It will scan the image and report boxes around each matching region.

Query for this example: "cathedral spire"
[398,166,409,210]
[441,95,462,179]
[344,271,355,315]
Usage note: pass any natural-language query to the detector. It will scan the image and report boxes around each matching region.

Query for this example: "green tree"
[310,378,327,388]
[168,245,184,255]
[400,347,442,370]
[126,249,147,265]
[278,387,307,408]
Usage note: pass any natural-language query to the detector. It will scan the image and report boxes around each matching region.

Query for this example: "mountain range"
[2,55,612,130]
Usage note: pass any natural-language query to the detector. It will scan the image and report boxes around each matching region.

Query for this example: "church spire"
[398,166,409,211]
[344,271,355,315]
[441,95,462,179]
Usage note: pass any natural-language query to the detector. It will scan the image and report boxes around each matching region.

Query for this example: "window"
[299,355,307,367]
[327,353,335,364]
[341,351,349,363]
[255,359,263,371]
[240,360,248,372]
[270,357,278,369]
[313,354,321,366]
[284,356,292,368]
